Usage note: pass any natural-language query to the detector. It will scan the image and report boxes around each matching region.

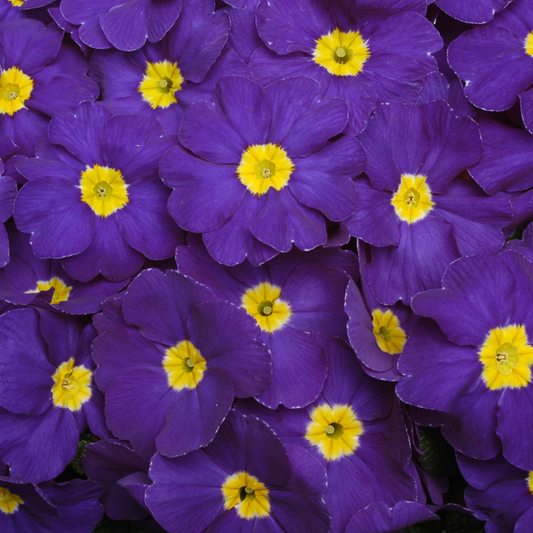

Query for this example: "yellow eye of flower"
[237,144,294,196]
[51,358,93,411]
[241,282,291,333]
[79,164,129,217]
[479,325,533,390]
[138,61,183,109]
[525,31,533,57]
[222,471,270,519]
[0,486,24,514]
[391,174,434,223]
[371,309,407,355]
[314,28,370,76]
[25,277,72,305]
[305,404,363,460]
[163,340,207,390]
[0,66,33,116]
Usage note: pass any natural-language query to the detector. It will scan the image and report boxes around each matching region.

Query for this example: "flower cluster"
[1,0,533,532]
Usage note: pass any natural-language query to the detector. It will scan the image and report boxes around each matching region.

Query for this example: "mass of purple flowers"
[1,0,533,532]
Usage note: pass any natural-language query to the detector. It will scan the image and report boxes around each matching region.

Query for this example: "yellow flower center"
[222,471,270,519]
[528,472,533,494]
[0,487,24,515]
[305,404,364,461]
[25,277,72,305]
[314,28,370,76]
[371,308,407,355]
[525,31,533,57]
[391,174,434,223]
[7,0,25,5]
[163,340,207,390]
[241,282,291,333]
[237,143,294,196]
[79,164,129,217]
[52,358,93,411]
[479,325,533,390]
[0,66,33,116]
[138,61,183,109]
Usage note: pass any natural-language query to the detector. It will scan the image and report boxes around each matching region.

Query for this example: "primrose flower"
[176,234,355,408]
[0,308,108,483]
[457,453,533,533]
[397,251,533,470]
[345,242,419,381]
[237,338,416,533]
[448,0,533,133]
[345,100,512,305]
[161,75,363,266]
[0,224,128,314]
[145,410,331,533]
[0,476,103,533]
[251,0,442,135]
[14,102,183,282]
[89,0,249,136]
[92,269,271,459]
[0,19,98,156]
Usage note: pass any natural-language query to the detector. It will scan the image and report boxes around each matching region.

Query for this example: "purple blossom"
[397,251,533,470]
[145,410,331,533]
[251,0,442,135]
[0,19,98,156]
[345,100,511,305]
[161,75,363,265]
[14,103,183,282]
[176,234,355,408]
[0,476,103,533]
[92,268,272,459]
[0,308,108,483]
[236,338,416,533]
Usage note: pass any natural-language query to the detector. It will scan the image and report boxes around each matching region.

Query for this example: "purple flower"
[161,75,364,265]
[92,268,272,459]
[0,476,103,533]
[145,410,331,533]
[60,0,182,52]
[89,0,248,136]
[345,100,511,305]
[0,224,128,314]
[448,0,533,132]
[0,308,108,483]
[176,233,355,408]
[14,103,183,282]
[0,19,98,156]
[236,338,416,533]
[251,0,442,135]
[457,453,533,533]
[397,251,533,470]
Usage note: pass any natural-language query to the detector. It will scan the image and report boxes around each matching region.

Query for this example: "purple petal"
[122,268,215,345]
[104,368,174,459]
[156,369,234,457]
[61,215,144,282]
[14,178,94,258]
[257,328,326,409]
